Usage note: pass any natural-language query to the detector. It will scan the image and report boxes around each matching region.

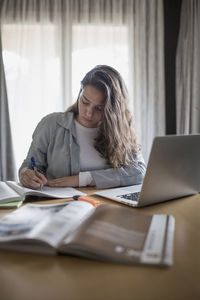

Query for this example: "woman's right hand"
[20,169,47,189]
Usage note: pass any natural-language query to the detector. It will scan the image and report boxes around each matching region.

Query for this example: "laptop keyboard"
[117,192,140,202]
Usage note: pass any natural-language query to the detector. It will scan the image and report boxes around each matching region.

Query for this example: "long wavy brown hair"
[68,65,139,168]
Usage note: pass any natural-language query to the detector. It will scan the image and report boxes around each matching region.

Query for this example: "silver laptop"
[95,135,200,207]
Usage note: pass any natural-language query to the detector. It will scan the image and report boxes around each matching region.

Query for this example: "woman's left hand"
[47,175,79,187]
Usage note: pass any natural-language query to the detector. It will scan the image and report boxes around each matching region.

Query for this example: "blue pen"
[30,156,43,190]
[30,156,36,169]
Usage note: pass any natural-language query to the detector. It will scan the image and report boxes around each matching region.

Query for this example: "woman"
[19,65,146,189]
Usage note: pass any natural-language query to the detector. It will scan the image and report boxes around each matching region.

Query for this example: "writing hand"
[20,169,47,190]
[47,175,79,187]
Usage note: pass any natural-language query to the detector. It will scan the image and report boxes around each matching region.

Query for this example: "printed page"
[31,201,95,248]
[6,181,86,198]
[0,202,69,242]
[0,181,21,203]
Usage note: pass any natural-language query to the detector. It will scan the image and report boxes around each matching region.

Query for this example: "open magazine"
[0,181,86,204]
[0,201,175,266]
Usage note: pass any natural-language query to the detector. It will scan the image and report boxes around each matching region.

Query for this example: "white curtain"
[176,0,200,134]
[1,0,165,174]
[129,0,165,160]
[0,27,16,180]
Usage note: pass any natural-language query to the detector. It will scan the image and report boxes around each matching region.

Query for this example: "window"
[72,24,129,101]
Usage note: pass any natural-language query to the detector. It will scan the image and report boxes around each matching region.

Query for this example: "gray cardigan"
[19,111,146,189]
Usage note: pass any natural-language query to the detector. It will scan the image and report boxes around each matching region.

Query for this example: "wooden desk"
[0,189,200,300]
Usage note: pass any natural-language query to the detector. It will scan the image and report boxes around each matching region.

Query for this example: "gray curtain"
[0,27,16,180]
[176,0,200,133]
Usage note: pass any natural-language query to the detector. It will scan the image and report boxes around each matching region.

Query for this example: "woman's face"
[76,85,105,128]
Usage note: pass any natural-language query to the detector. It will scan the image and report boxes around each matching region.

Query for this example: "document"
[0,201,175,267]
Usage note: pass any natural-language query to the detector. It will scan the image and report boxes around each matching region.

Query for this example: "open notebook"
[0,181,86,205]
